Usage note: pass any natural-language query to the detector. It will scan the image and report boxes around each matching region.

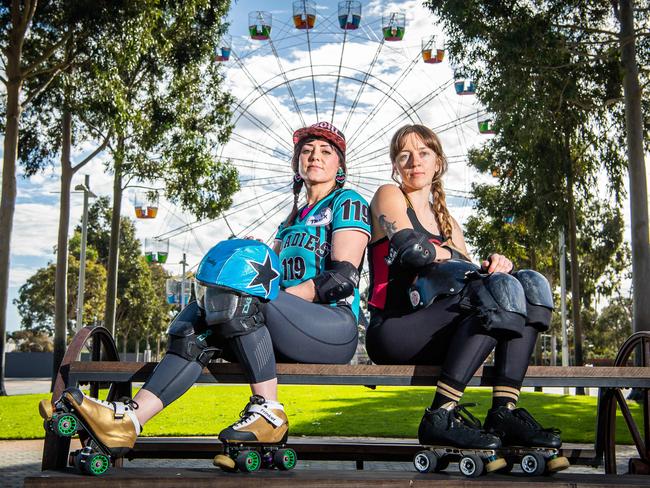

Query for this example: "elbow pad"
[312,260,359,303]
[387,229,436,269]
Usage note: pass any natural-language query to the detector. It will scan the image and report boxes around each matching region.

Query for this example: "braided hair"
[389,125,458,250]
[282,138,347,228]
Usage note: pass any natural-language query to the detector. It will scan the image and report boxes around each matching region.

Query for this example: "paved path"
[0,438,639,488]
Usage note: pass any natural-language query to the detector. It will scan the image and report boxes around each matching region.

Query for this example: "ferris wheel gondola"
[338,1,362,30]
[382,12,405,41]
[249,11,272,40]
[293,0,316,30]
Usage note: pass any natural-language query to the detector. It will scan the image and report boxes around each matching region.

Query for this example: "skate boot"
[414,403,506,477]
[214,395,296,472]
[484,403,569,474]
[41,388,141,475]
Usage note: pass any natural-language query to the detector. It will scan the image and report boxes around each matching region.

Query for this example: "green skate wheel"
[53,413,78,436]
[85,453,110,476]
[273,448,297,470]
[235,450,261,473]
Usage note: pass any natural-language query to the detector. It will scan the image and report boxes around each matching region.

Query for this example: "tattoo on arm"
[378,214,398,238]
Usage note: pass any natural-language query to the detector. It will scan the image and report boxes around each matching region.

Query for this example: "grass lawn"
[0,385,642,444]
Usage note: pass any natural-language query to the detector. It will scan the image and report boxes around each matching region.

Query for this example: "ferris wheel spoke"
[347,81,454,162]
[231,50,296,138]
[341,40,384,133]
[268,38,306,127]
[346,47,426,148]
[229,133,292,161]
[236,193,294,238]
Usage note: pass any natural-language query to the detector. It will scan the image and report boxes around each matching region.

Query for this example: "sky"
[4,0,643,333]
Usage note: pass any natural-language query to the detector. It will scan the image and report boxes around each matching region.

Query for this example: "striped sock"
[431,378,465,409]
[492,385,520,409]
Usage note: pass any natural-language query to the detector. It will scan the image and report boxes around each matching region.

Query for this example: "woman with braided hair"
[366,124,563,455]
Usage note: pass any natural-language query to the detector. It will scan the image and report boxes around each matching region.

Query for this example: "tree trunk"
[122,334,127,359]
[0,37,25,396]
[104,136,124,337]
[51,109,73,389]
[619,0,650,333]
[135,336,140,362]
[156,335,161,361]
[567,157,585,394]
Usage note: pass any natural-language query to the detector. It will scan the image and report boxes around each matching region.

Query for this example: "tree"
[85,1,237,337]
[8,329,53,352]
[82,197,173,354]
[425,1,641,370]
[13,233,106,335]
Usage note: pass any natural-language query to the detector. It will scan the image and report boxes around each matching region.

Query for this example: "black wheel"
[434,457,449,472]
[273,448,297,470]
[235,450,261,473]
[459,454,484,478]
[414,450,438,473]
[521,452,546,476]
[500,458,515,474]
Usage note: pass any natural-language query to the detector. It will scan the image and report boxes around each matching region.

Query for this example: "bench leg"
[41,430,71,471]
[356,460,364,470]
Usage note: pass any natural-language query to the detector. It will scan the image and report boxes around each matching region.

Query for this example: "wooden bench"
[41,326,650,475]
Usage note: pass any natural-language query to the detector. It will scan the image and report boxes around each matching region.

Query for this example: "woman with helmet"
[40,122,370,462]
[366,124,565,465]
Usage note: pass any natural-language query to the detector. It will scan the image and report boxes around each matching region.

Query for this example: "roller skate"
[484,403,570,475]
[39,387,140,476]
[413,403,507,477]
[213,395,296,473]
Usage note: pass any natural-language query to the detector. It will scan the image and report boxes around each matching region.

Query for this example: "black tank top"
[368,196,445,313]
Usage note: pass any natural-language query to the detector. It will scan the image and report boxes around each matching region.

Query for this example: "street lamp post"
[74,175,96,331]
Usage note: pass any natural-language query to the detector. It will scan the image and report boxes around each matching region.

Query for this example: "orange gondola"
[422,36,444,64]
[293,0,316,30]
[382,12,405,41]
[338,1,361,30]
[133,191,159,219]
[249,11,272,40]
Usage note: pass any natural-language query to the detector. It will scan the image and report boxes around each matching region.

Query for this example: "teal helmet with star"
[194,239,280,301]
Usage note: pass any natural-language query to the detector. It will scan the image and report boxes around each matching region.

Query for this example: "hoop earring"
[335,167,346,185]
[293,173,302,183]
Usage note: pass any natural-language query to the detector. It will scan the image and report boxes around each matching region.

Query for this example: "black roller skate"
[213,395,296,473]
[414,403,507,477]
[39,387,140,476]
[484,404,569,475]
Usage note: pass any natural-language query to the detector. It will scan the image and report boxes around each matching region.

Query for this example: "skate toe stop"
[486,457,508,472]
[547,456,570,472]
[38,400,54,420]
[213,454,236,471]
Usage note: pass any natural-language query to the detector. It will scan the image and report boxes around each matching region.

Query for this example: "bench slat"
[66,361,650,388]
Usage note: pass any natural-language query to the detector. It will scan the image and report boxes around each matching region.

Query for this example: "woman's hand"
[481,253,513,274]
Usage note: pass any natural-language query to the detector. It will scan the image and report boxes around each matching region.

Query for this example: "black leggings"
[366,294,540,390]
[143,291,358,406]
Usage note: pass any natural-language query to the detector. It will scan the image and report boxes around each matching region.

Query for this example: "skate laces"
[452,403,483,430]
[513,407,561,435]
[232,395,267,429]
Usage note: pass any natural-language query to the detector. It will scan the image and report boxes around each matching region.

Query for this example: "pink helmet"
[292,121,346,155]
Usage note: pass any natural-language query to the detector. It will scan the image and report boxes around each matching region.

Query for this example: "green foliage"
[80,197,173,342]
[0,386,644,444]
[8,330,53,352]
[426,1,638,359]
[13,234,106,335]
[14,197,172,339]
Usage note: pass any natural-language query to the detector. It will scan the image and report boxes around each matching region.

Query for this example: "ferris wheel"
[141,1,492,288]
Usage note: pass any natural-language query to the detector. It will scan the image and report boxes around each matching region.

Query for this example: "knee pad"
[408,260,480,309]
[513,269,553,330]
[197,284,266,340]
[460,272,527,336]
[167,302,219,367]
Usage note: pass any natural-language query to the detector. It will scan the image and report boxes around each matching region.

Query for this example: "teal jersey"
[274,188,371,321]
